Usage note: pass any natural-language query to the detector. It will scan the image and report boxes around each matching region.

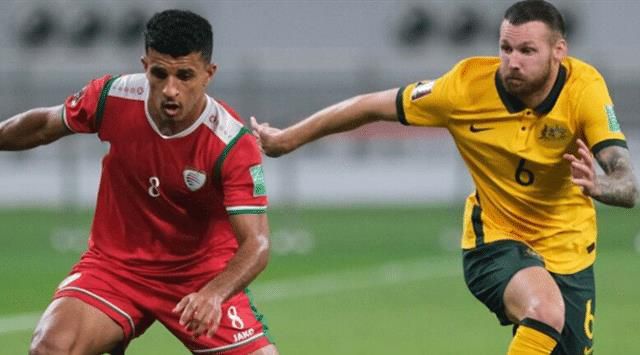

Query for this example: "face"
[498,20,566,98]
[142,49,216,129]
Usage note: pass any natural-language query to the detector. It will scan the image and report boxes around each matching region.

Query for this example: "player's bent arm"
[0,105,71,151]
[254,88,398,157]
[594,145,639,208]
[201,213,271,300]
[173,213,271,337]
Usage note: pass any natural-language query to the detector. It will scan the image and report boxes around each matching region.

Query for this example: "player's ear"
[141,56,149,71]
[553,37,568,62]
[205,63,217,84]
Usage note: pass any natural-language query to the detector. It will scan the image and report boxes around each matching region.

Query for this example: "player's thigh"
[550,266,595,355]
[503,265,564,329]
[463,239,546,325]
[250,344,279,355]
[156,288,275,354]
[31,297,124,354]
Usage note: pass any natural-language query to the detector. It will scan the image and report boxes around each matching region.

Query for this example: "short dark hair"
[504,0,565,38]
[144,9,213,62]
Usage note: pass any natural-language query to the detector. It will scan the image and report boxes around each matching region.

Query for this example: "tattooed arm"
[564,139,639,208]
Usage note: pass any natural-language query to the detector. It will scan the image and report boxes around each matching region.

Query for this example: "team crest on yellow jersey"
[411,81,434,101]
[538,124,569,141]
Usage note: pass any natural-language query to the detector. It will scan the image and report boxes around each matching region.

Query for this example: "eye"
[150,67,167,80]
[177,70,195,81]
[500,45,513,54]
[521,47,536,55]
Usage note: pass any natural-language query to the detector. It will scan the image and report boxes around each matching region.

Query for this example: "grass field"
[1,205,639,354]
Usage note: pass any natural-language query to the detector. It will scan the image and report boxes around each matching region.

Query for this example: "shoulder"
[449,56,500,78]
[435,57,499,105]
[203,97,250,146]
[106,73,148,101]
[440,56,500,91]
[564,57,607,89]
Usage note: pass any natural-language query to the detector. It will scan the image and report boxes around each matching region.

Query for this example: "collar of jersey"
[143,85,214,139]
[494,64,567,115]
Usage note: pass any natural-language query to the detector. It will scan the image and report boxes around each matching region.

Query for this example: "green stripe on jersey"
[227,208,267,215]
[95,75,120,130]
[214,127,250,182]
[245,288,274,344]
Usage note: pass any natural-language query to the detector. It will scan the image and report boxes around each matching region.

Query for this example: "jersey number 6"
[515,159,535,186]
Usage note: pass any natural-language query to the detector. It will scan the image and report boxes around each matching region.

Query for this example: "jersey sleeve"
[396,63,461,127]
[576,77,627,154]
[62,74,113,134]
[220,132,268,215]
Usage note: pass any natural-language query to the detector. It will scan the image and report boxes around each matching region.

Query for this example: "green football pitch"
[1,205,638,354]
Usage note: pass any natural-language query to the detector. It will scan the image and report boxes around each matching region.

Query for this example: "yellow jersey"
[397,56,627,274]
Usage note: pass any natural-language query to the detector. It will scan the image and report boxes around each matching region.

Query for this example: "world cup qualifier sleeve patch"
[605,105,621,132]
[250,164,266,197]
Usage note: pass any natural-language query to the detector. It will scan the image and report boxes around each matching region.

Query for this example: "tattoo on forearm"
[594,147,639,207]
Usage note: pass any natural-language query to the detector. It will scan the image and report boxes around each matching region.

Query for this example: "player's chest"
[451,110,575,163]
[105,131,221,200]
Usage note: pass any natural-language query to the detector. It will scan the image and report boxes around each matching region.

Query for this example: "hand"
[563,138,601,197]
[173,289,224,338]
[250,116,288,157]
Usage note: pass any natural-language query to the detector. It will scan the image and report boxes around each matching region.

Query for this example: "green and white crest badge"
[604,105,621,132]
[250,164,266,197]
[183,168,207,191]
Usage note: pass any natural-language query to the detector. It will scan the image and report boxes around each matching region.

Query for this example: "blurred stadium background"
[0,1,639,354]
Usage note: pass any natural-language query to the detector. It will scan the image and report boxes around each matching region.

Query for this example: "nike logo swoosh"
[469,124,494,133]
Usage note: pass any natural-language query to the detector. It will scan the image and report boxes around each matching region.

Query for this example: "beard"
[501,58,552,98]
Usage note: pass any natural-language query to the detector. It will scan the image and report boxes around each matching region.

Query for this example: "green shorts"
[463,240,595,355]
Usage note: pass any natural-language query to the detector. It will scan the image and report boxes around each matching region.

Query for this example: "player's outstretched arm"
[0,105,71,151]
[251,88,399,157]
[173,213,271,338]
[563,138,639,208]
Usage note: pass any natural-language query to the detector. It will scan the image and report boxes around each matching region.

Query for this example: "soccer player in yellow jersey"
[251,1,638,354]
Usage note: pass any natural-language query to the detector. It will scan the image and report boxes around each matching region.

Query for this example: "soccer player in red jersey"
[0,10,278,355]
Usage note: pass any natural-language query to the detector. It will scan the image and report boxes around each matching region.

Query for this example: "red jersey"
[62,74,268,279]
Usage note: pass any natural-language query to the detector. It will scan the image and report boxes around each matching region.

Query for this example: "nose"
[162,76,179,98]
[507,53,521,71]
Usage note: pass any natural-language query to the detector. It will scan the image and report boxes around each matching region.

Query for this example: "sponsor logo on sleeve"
[69,86,87,108]
[604,105,621,132]
[250,164,266,197]
[410,80,434,101]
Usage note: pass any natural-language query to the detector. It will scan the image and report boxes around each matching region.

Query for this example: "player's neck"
[151,96,207,136]
[518,65,560,110]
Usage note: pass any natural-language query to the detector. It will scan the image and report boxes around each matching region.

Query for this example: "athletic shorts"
[53,258,274,354]
[463,240,595,355]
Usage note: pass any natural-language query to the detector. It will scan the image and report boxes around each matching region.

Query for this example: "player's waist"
[460,201,597,273]
[80,247,233,280]
[467,190,595,233]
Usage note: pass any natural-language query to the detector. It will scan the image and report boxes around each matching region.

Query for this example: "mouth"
[161,102,181,117]
[505,75,524,82]
[504,71,526,83]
